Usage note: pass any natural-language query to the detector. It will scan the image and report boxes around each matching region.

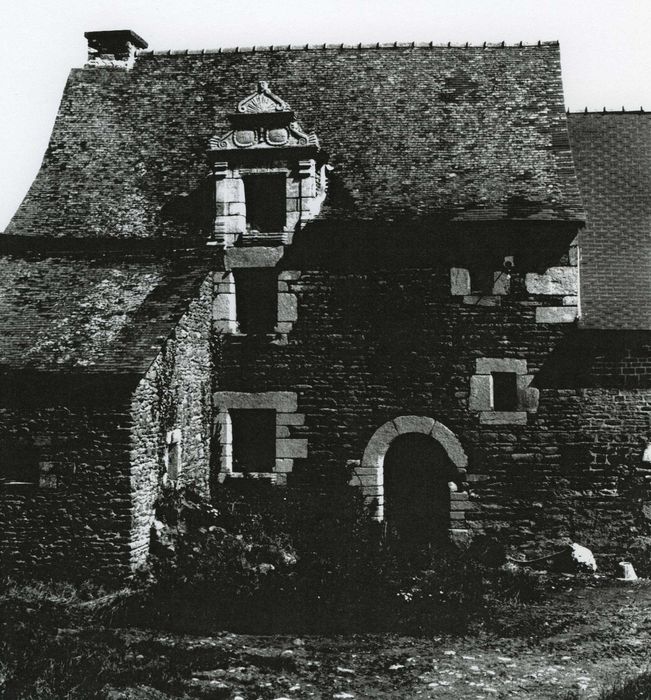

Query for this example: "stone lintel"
[225,246,284,269]
[213,391,298,412]
[476,358,527,375]
[463,295,501,306]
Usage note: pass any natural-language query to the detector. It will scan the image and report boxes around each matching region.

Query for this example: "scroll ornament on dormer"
[208,81,319,151]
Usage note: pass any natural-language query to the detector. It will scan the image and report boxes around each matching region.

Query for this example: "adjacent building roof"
[5,42,584,238]
[0,254,209,373]
[568,112,651,330]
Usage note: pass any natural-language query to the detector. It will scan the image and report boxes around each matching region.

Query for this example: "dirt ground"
[108,578,651,700]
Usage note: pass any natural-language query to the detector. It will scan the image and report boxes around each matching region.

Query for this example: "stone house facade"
[1,30,649,580]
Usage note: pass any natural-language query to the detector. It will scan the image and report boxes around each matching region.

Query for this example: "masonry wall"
[217,234,651,561]
[129,275,214,565]
[0,398,134,581]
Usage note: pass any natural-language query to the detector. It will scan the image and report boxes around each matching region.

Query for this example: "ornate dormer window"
[207,81,327,247]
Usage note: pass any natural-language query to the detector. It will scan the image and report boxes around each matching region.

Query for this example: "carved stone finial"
[237,81,290,113]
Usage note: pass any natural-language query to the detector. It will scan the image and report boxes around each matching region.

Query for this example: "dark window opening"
[0,444,39,485]
[167,432,181,481]
[492,372,519,411]
[231,409,276,473]
[234,269,277,334]
[471,268,494,295]
[243,174,286,232]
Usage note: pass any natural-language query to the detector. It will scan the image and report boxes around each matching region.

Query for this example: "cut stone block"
[276,425,290,438]
[535,306,577,324]
[469,375,493,411]
[492,271,511,296]
[214,214,246,234]
[215,177,244,201]
[392,415,436,435]
[276,413,305,425]
[213,293,236,321]
[274,459,294,473]
[213,391,298,412]
[362,421,399,467]
[278,270,302,281]
[476,358,527,375]
[225,246,284,269]
[479,411,527,425]
[450,267,471,296]
[276,438,308,459]
[278,293,298,322]
[563,295,578,306]
[525,267,578,295]
[463,295,501,306]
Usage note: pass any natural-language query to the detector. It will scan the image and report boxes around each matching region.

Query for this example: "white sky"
[1,0,650,230]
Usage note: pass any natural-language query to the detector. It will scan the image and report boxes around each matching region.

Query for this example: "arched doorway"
[384,433,456,552]
[352,416,468,540]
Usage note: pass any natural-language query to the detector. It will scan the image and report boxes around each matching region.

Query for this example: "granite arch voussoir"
[357,415,468,520]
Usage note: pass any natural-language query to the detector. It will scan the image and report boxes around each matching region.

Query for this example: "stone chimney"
[84,30,148,67]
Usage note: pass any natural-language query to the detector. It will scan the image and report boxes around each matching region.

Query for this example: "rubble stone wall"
[129,275,214,567]
[0,402,134,580]
[218,258,651,560]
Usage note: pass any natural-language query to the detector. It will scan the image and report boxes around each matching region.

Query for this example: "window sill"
[479,411,528,425]
[216,471,287,485]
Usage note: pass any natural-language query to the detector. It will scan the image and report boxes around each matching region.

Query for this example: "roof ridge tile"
[138,39,559,57]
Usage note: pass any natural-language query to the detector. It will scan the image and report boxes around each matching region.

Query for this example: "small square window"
[243,174,286,232]
[492,372,519,411]
[234,269,277,335]
[230,409,276,473]
[471,269,494,296]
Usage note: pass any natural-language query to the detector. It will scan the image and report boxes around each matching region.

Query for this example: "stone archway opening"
[384,433,456,552]
[351,416,469,543]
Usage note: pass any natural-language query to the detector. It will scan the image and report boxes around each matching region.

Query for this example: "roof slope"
[0,254,210,373]
[6,42,583,238]
[568,112,651,330]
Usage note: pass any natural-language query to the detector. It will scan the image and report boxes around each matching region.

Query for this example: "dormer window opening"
[234,268,278,334]
[243,174,286,233]
[492,372,519,411]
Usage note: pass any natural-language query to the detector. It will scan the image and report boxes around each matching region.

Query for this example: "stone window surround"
[350,415,470,541]
[213,247,300,341]
[469,358,540,425]
[213,391,306,484]
[450,257,513,306]
[212,160,319,248]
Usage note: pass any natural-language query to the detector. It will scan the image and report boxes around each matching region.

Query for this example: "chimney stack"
[85,30,148,66]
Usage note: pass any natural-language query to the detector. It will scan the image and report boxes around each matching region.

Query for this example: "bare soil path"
[108,580,651,699]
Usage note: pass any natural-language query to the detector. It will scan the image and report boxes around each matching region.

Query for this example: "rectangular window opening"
[243,174,286,233]
[0,444,39,486]
[471,268,494,296]
[230,409,276,473]
[234,268,278,335]
[492,372,519,412]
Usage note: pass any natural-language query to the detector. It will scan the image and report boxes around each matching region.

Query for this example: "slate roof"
[0,254,210,373]
[6,42,584,238]
[568,112,651,330]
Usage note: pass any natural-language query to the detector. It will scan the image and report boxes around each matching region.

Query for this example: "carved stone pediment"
[208,82,319,155]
